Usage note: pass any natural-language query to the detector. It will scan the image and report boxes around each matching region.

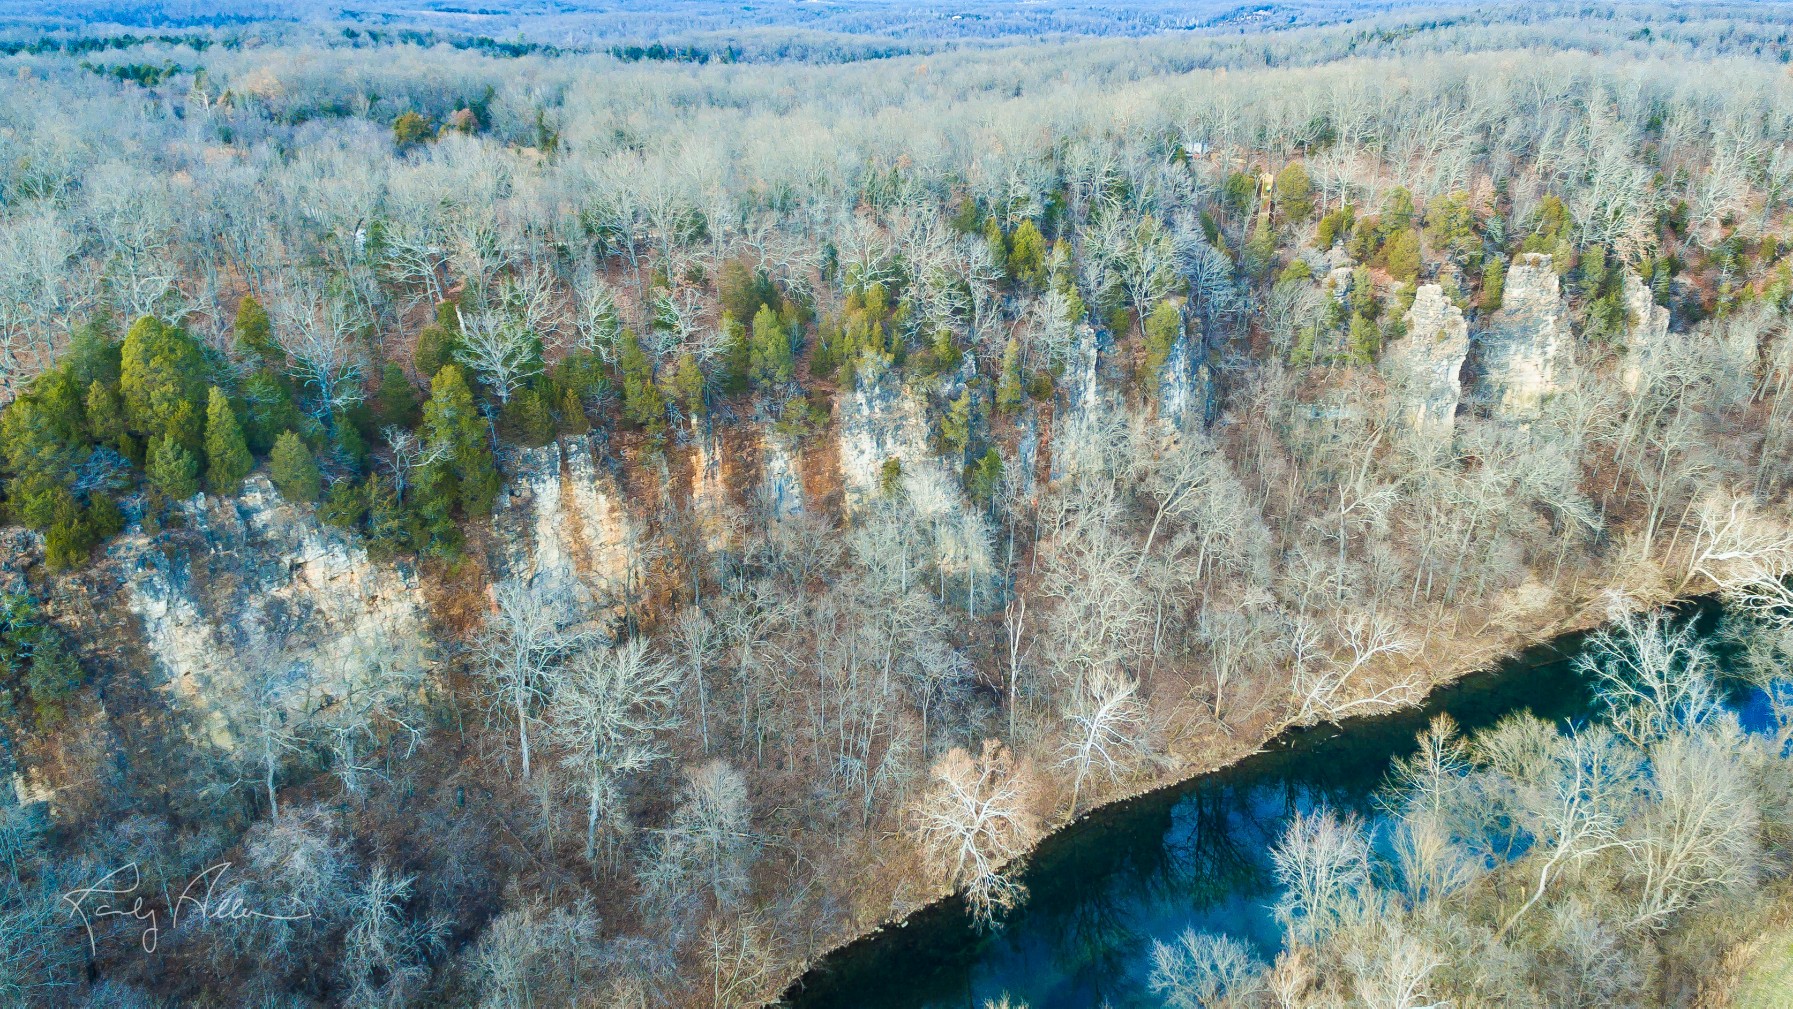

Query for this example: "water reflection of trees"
[1003,782,1311,1008]
[1048,874,1145,1004]
[1159,784,1274,905]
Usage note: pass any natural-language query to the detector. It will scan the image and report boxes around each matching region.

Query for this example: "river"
[782,603,1773,1009]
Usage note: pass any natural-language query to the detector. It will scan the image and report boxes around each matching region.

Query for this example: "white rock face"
[1051,322,1114,483]
[1384,283,1469,434]
[1014,414,1040,502]
[1475,253,1572,420]
[1158,322,1212,433]
[836,357,952,511]
[122,476,431,744]
[835,357,994,592]
[1621,268,1670,394]
[1063,322,1102,418]
[494,434,633,627]
[760,433,804,517]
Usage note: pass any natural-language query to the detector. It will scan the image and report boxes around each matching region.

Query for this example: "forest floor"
[1710,884,1793,1008]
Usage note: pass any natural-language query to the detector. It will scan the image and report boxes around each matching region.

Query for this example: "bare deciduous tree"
[455,304,542,406]
[641,760,756,914]
[274,281,369,419]
[1056,666,1147,816]
[1291,612,1418,724]
[1271,808,1372,945]
[549,638,680,864]
[471,581,589,780]
[1149,930,1263,1009]
[914,740,1043,928]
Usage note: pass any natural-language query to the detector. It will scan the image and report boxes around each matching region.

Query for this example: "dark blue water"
[783,604,1762,1009]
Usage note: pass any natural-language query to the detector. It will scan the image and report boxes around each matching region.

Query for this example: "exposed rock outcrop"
[1621,268,1670,394]
[837,357,952,511]
[1052,322,1112,484]
[1158,323,1214,433]
[1474,253,1572,421]
[1063,321,1103,419]
[835,357,995,596]
[1384,283,1469,434]
[761,433,804,517]
[689,423,748,552]
[121,476,431,743]
[493,434,633,627]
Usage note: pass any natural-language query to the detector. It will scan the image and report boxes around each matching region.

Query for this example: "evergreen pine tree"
[203,386,254,494]
[119,316,208,450]
[320,476,368,530]
[407,462,462,557]
[421,365,499,517]
[363,471,419,559]
[559,385,591,435]
[1273,162,1314,222]
[65,318,120,389]
[670,353,705,419]
[1481,255,1506,312]
[268,430,321,503]
[415,302,461,379]
[941,388,974,461]
[717,314,752,395]
[43,517,95,572]
[240,370,307,457]
[1008,220,1048,288]
[1,370,87,501]
[1384,228,1422,284]
[1348,313,1381,365]
[234,295,280,363]
[372,363,422,431]
[503,383,556,447]
[996,338,1025,416]
[967,447,1004,507]
[1142,300,1182,391]
[982,216,1008,279]
[24,631,85,724]
[617,333,666,434]
[1244,219,1279,280]
[147,436,200,500]
[85,380,135,461]
[750,304,793,387]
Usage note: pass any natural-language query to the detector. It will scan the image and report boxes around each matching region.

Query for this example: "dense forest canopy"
[0,2,1791,1008]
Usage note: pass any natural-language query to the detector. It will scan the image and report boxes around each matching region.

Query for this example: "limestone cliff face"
[1385,284,1469,434]
[836,357,952,511]
[1158,322,1213,433]
[1621,268,1670,394]
[1051,322,1111,484]
[1063,322,1103,419]
[760,433,804,517]
[493,433,634,627]
[121,476,430,743]
[690,424,740,551]
[1474,253,1572,420]
[835,357,995,587]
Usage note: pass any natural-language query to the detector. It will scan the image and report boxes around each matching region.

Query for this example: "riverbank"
[776,582,1690,1005]
[1703,883,1793,1008]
